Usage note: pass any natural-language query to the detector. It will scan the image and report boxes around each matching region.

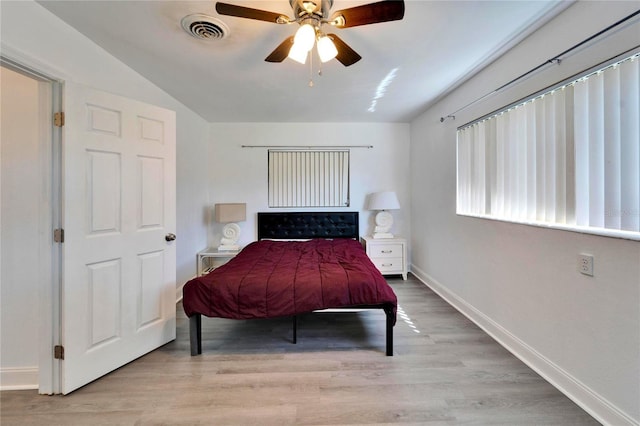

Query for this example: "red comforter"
[182,239,397,323]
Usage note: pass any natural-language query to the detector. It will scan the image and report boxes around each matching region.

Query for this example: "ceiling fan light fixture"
[293,23,316,52]
[288,43,309,64]
[302,1,318,14]
[214,0,406,69]
[317,35,338,62]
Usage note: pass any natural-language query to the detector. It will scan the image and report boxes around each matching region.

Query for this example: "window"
[457,53,639,238]
[268,150,350,208]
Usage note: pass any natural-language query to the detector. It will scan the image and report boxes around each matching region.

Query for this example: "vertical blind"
[268,150,350,207]
[457,53,639,234]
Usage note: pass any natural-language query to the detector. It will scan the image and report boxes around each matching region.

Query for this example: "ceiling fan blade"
[265,36,295,63]
[216,2,289,24]
[330,0,405,28]
[328,34,362,67]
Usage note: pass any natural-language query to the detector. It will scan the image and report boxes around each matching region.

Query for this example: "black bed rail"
[189,303,395,357]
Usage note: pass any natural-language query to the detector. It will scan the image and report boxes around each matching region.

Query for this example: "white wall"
[0,67,42,389]
[0,0,210,388]
[208,123,410,247]
[409,2,640,425]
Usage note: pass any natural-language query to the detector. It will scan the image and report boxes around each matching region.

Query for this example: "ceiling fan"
[215,0,405,66]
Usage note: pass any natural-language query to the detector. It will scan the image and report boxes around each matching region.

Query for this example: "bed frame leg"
[190,314,202,356]
[292,315,297,344]
[384,306,394,356]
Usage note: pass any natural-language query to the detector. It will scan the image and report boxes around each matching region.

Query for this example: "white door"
[61,83,176,393]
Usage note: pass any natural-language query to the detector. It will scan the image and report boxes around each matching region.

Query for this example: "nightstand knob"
[165,233,177,242]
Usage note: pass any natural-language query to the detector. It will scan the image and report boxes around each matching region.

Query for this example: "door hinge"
[54,112,65,127]
[53,228,64,243]
[54,345,64,360]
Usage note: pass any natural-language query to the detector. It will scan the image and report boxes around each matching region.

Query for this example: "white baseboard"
[176,283,185,304]
[410,264,638,426]
[0,367,38,391]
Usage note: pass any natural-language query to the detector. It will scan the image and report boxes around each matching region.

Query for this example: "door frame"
[0,53,63,394]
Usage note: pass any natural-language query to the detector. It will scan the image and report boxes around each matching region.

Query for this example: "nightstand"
[362,236,407,280]
[197,247,240,276]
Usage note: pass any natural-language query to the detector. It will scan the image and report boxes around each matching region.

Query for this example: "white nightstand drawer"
[372,257,403,273]
[369,244,403,258]
[362,236,407,280]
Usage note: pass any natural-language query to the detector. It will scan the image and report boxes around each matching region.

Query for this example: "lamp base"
[219,223,241,251]
[373,232,394,239]
[372,211,394,239]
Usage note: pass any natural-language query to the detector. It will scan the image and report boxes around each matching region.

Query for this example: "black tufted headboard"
[257,212,359,240]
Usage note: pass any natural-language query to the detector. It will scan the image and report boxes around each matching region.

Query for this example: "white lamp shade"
[288,43,308,64]
[367,191,400,211]
[317,35,338,63]
[293,24,315,52]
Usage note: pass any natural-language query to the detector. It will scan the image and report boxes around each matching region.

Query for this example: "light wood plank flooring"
[1,276,598,425]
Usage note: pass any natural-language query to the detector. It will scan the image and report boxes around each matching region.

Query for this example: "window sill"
[457,212,640,242]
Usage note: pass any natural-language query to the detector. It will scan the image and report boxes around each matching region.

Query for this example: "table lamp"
[215,203,246,251]
[366,191,400,238]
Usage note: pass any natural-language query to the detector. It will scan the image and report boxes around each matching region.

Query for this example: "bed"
[182,211,398,356]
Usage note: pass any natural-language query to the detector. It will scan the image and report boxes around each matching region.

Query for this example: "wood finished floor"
[1,276,599,425]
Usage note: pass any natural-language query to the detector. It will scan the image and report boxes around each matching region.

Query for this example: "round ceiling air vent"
[181,14,229,41]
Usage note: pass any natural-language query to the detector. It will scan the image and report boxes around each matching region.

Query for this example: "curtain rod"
[241,145,373,149]
[459,47,639,130]
[439,8,640,123]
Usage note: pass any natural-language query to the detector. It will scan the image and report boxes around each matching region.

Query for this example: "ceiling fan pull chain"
[308,51,314,87]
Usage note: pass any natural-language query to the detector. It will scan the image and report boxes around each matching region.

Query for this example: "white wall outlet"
[578,254,594,276]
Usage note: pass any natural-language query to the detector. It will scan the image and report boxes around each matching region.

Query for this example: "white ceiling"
[38,0,568,123]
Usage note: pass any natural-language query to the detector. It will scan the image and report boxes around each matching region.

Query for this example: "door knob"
[165,233,176,242]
